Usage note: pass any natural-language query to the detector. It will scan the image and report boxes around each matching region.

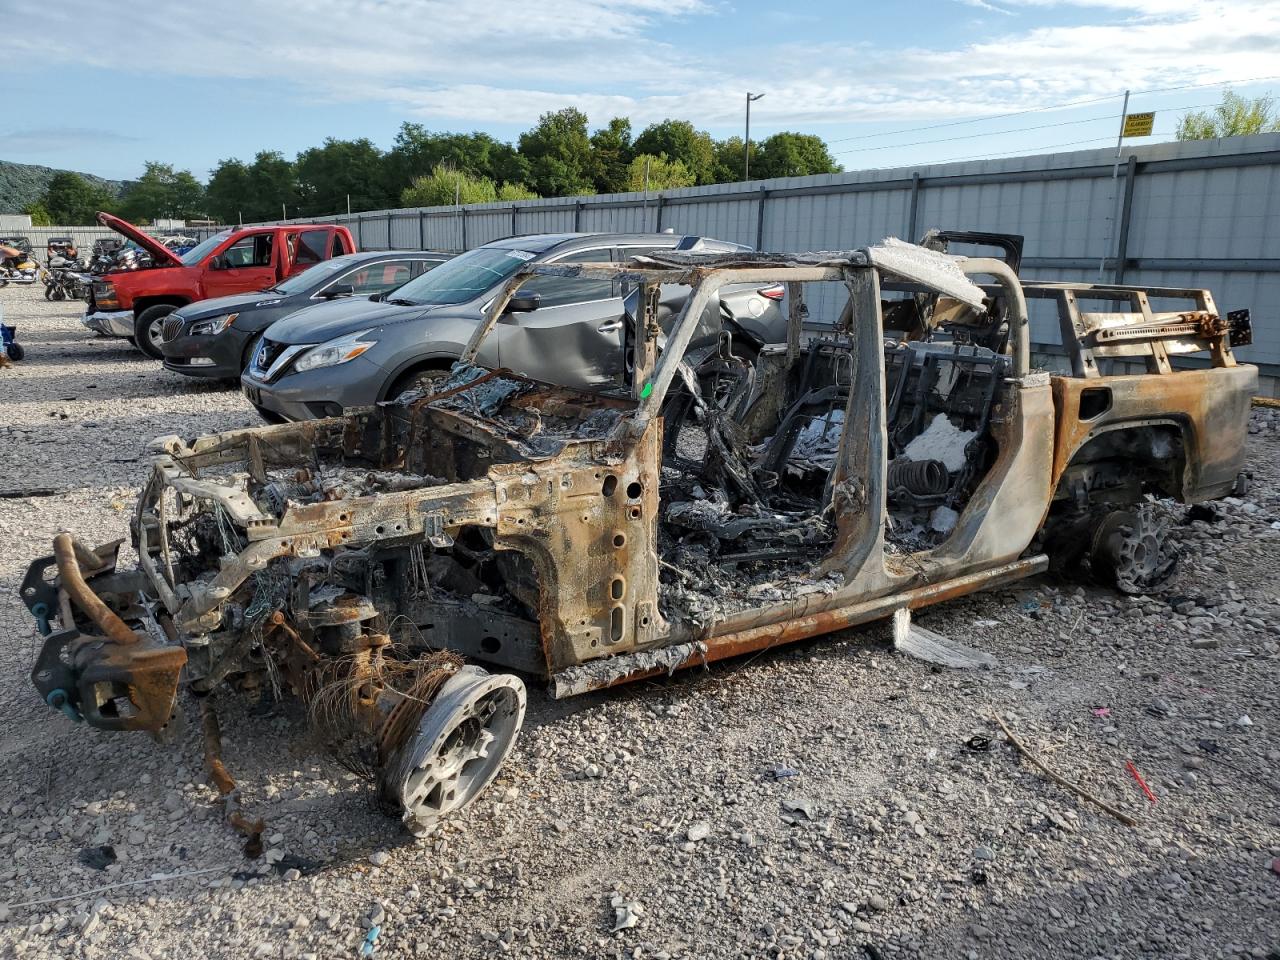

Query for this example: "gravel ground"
[0,284,1278,960]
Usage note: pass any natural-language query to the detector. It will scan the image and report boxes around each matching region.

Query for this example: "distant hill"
[0,160,130,214]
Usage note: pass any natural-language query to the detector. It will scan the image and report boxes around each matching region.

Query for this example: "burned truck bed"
[20,238,1256,836]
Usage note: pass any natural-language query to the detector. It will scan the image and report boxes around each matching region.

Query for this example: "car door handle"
[597,318,623,333]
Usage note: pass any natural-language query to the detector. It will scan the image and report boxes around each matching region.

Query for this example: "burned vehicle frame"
[21,240,1255,836]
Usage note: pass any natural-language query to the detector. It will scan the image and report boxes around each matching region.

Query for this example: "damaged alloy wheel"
[379,666,526,836]
[1088,508,1177,595]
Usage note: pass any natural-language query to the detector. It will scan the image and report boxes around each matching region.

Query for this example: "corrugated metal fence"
[10,225,226,254]
[277,132,1280,380]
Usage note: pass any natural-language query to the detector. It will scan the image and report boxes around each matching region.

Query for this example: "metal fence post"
[511,205,518,236]
[355,215,363,250]
[418,211,425,250]
[1114,155,1138,285]
[574,201,583,233]
[756,186,768,250]
[460,207,467,252]
[907,172,921,241]
[654,195,665,232]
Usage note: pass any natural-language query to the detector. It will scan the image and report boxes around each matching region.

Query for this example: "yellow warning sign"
[1122,112,1155,137]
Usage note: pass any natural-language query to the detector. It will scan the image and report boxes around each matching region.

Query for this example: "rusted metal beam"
[52,533,136,646]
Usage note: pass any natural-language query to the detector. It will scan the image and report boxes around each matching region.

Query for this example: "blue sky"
[0,0,1276,183]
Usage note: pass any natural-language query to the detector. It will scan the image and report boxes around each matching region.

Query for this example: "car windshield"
[179,231,231,266]
[270,255,356,295]
[384,246,535,306]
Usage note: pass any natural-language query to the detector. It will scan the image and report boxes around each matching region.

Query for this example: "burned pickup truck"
[20,238,1255,836]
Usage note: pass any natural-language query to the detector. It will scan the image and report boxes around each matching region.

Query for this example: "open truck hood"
[96,211,184,268]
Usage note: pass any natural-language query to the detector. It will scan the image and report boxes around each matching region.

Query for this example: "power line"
[824,73,1280,146]
[922,135,1117,165]
[914,125,1181,167]
[831,99,1225,158]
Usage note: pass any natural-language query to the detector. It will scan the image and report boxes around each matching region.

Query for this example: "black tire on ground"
[43,284,53,301]
[7,343,25,361]
[133,304,177,360]
[386,363,453,403]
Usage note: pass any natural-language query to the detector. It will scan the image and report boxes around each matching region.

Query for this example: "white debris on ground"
[902,412,977,472]
[1,284,1280,959]
[892,607,995,669]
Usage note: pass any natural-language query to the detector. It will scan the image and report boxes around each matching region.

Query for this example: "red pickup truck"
[83,213,357,358]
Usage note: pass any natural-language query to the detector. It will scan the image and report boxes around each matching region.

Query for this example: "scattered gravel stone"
[0,286,1277,957]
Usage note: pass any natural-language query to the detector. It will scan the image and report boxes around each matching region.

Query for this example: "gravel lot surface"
[0,285,1277,960]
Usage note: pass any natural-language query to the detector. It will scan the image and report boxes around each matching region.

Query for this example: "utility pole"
[346,194,351,215]
[745,92,765,181]
[281,203,287,222]
[642,156,651,196]
[1099,89,1130,280]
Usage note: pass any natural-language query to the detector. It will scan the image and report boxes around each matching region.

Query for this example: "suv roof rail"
[920,230,1025,277]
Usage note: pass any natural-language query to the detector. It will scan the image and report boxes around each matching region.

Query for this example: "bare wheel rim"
[146,316,166,350]
[1091,508,1176,594]
[382,666,525,836]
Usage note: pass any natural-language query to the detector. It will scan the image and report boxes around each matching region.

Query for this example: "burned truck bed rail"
[20,237,1256,835]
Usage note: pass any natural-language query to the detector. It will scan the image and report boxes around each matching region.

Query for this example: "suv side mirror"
[209,255,227,270]
[506,291,541,314]
[324,283,355,300]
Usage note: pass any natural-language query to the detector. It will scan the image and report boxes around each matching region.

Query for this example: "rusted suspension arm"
[52,532,137,646]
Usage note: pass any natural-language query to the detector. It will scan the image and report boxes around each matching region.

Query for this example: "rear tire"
[134,304,176,360]
[7,343,25,361]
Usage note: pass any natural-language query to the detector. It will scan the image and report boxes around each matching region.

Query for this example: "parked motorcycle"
[43,258,89,301]
[0,238,41,287]
[88,237,123,275]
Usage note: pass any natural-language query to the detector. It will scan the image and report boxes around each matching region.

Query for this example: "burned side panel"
[1050,365,1257,502]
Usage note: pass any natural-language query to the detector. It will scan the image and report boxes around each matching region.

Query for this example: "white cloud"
[1,0,1274,134]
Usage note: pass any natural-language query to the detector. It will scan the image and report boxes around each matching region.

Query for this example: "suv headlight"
[293,329,377,374]
[188,312,237,336]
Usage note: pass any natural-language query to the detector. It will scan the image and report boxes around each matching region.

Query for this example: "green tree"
[295,138,388,216]
[518,108,595,197]
[497,182,538,201]
[120,162,206,221]
[589,117,633,194]
[401,165,498,207]
[205,158,253,224]
[633,120,716,185]
[24,201,52,226]
[40,172,115,224]
[752,132,841,179]
[626,153,695,192]
[1176,89,1280,140]
[711,136,753,182]
[245,151,299,221]
[207,152,300,224]
[489,142,532,188]
[383,123,532,199]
